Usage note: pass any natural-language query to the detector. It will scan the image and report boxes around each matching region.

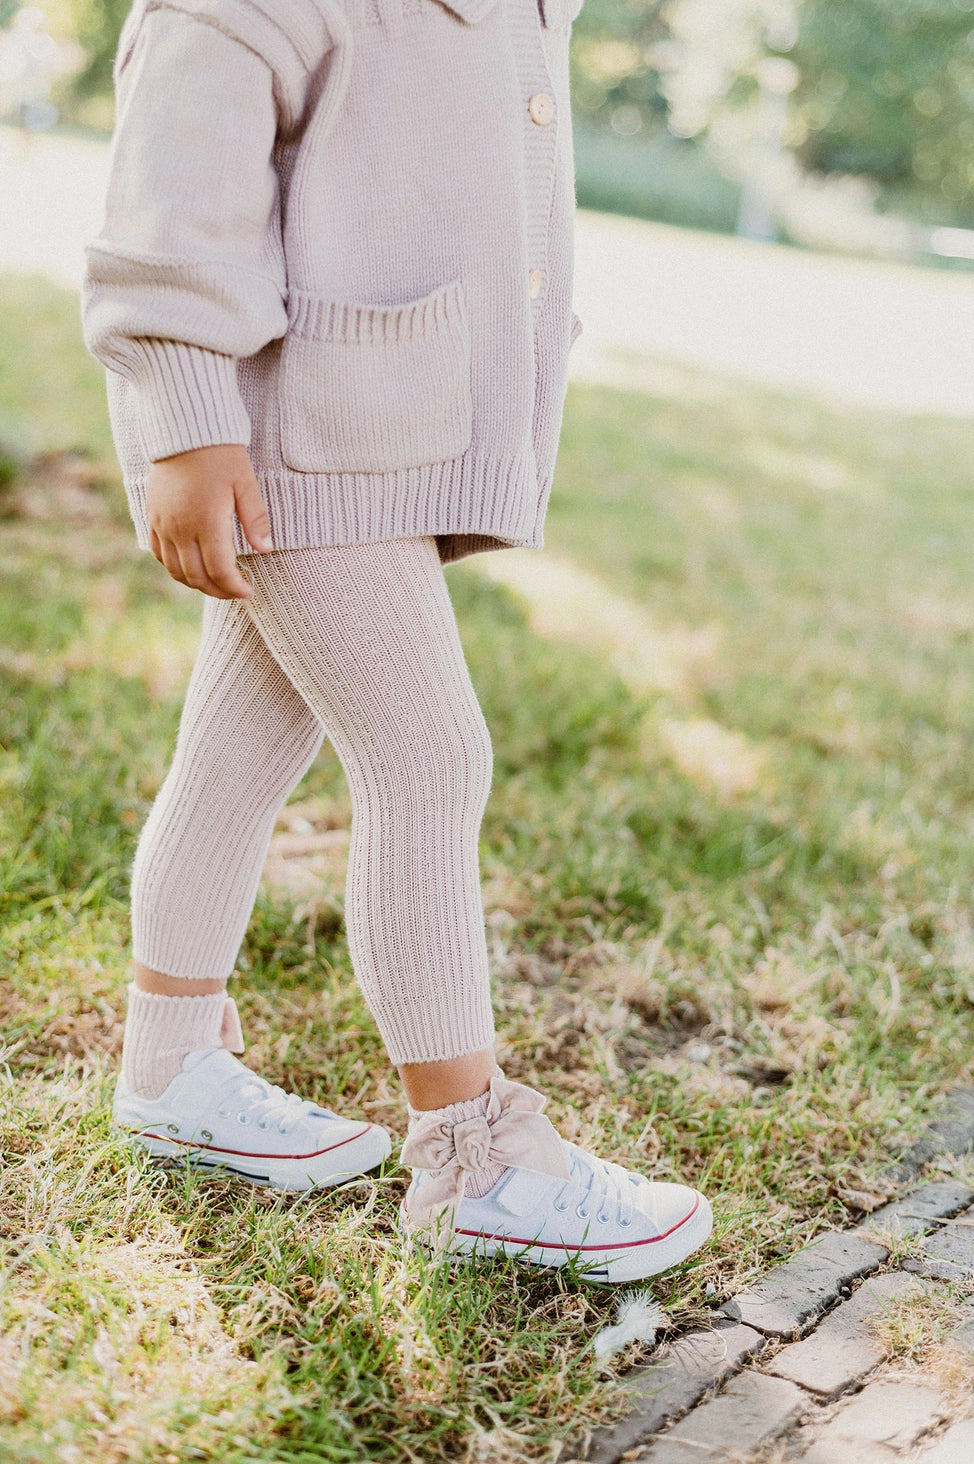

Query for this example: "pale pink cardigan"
[81,0,584,565]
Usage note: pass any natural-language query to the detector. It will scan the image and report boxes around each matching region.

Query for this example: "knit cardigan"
[80,0,585,566]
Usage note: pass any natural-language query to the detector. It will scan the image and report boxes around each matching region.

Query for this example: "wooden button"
[528,269,542,299]
[528,92,554,126]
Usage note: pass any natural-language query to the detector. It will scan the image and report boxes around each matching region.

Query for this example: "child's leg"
[238,536,497,1097]
[236,539,713,1273]
[122,592,325,1096]
[117,536,712,1268]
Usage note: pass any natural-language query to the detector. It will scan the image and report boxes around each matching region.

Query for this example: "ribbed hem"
[378,978,496,1066]
[122,452,547,560]
[407,1088,492,1124]
[287,280,464,344]
[133,902,245,983]
[124,340,252,462]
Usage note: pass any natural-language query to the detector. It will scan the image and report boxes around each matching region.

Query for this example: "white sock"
[120,983,238,1099]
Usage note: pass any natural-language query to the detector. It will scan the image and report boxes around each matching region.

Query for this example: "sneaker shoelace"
[214,1072,330,1137]
[551,1147,637,1229]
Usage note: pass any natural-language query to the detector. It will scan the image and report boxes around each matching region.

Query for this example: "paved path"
[571,208,974,417]
[4,125,974,417]
[580,1092,974,1464]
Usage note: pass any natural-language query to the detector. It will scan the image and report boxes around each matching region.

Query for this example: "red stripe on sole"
[453,1191,701,1251]
[129,1123,374,1162]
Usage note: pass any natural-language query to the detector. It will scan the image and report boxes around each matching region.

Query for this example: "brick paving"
[580,1089,974,1464]
[719,1231,889,1339]
[799,1379,950,1462]
[763,1272,922,1399]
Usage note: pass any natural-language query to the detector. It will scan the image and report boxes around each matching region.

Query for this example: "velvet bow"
[400,1073,571,1233]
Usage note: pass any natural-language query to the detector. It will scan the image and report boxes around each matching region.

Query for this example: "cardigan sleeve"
[81,1,328,462]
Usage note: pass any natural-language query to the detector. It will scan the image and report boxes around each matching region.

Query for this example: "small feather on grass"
[592,1291,668,1361]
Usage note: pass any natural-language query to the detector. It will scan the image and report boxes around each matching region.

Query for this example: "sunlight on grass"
[4,273,974,1460]
[476,547,720,702]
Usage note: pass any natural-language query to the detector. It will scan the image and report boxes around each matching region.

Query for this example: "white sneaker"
[404,1142,712,1284]
[112,1047,392,1191]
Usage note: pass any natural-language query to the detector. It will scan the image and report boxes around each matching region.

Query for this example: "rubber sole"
[403,1189,714,1284]
[117,1121,392,1191]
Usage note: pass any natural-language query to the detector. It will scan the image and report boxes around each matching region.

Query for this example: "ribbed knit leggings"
[130,535,497,1066]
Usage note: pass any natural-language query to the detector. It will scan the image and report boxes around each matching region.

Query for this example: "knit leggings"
[130,535,497,1066]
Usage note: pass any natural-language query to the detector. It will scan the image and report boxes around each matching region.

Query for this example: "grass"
[2,269,974,1460]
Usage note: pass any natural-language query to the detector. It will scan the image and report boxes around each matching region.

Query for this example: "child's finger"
[235,471,273,553]
[198,536,254,599]
[158,536,188,586]
[176,540,237,600]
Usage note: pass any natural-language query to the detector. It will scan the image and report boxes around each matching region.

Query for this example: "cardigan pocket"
[279,279,473,474]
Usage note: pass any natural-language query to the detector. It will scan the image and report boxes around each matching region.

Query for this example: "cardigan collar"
[434,0,499,19]
[435,0,560,28]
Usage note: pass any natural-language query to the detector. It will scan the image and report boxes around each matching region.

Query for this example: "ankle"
[398,1048,499,1110]
[132,962,226,997]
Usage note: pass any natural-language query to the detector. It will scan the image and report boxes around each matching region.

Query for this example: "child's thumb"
[235,468,273,552]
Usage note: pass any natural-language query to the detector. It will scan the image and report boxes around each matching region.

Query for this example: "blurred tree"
[570,0,670,136]
[56,0,130,100]
[661,0,974,225]
[32,0,974,226]
[793,0,974,221]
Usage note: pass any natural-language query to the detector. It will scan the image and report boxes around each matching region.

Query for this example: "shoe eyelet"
[237,1114,248,1125]
[576,1205,590,1220]
[279,1127,288,1136]
[258,1120,267,1130]
[598,1213,611,1224]
[217,1109,228,1119]
[620,1217,632,1228]
[554,1200,569,1213]
[166,1123,179,1135]
[200,1129,213,1143]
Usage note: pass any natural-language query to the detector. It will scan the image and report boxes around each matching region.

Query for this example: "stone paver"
[948,1319,974,1354]
[857,1181,974,1243]
[763,1271,921,1398]
[922,1205,974,1275]
[798,1379,949,1462]
[919,1418,974,1462]
[721,1231,889,1339]
[633,1372,806,1463]
[574,1098,974,1464]
[583,1323,765,1463]
[901,1205,974,1283]
[904,1255,969,1283]
[884,1090,974,1186]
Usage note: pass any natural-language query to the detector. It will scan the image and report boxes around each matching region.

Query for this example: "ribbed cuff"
[124,340,252,461]
[405,1085,507,1198]
[121,982,229,1099]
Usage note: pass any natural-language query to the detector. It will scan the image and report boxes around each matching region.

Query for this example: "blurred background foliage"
[54,0,129,104]
[4,0,974,246]
[794,0,974,213]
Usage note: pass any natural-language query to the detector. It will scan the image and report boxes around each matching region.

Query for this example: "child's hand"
[145,443,273,599]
